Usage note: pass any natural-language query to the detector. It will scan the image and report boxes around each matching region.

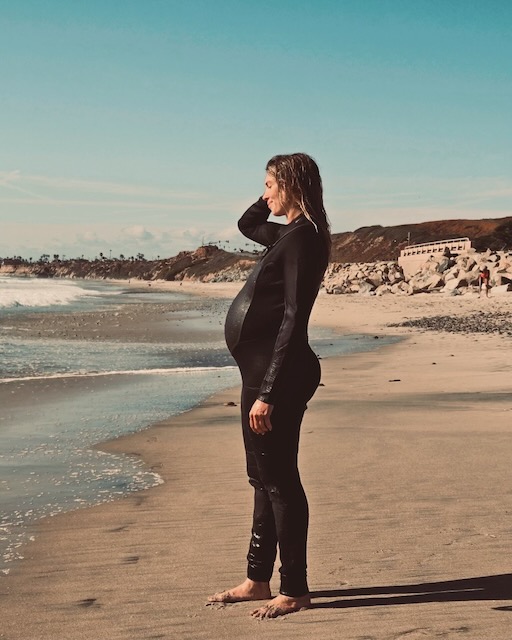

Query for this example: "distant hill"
[1,245,258,281]
[331,216,512,263]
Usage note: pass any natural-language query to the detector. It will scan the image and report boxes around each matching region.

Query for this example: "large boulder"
[435,256,451,273]
[409,273,445,293]
[391,281,413,295]
[387,266,404,284]
[366,273,384,288]
[357,280,375,295]
[375,284,393,296]
[491,284,512,296]
[442,277,468,293]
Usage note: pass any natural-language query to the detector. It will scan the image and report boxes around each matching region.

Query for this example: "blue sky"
[1,1,511,259]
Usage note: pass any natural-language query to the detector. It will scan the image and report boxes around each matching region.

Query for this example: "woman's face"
[263,173,287,217]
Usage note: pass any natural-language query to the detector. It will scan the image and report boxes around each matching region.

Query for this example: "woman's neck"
[285,207,302,224]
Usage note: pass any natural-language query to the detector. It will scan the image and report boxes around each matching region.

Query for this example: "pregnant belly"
[232,339,320,403]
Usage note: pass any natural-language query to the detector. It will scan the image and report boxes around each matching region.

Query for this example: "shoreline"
[2,284,512,639]
[0,281,369,578]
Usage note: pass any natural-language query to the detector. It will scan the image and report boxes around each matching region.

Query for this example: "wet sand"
[2,285,512,640]
[0,292,230,416]
[0,296,230,343]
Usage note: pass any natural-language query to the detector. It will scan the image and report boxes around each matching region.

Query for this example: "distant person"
[208,153,330,618]
[479,265,490,297]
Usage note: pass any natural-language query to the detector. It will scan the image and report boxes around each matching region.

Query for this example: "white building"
[398,238,472,279]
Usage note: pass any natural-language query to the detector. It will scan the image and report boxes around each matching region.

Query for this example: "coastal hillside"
[331,215,512,263]
[1,245,258,282]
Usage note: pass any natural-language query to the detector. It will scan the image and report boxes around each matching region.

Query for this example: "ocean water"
[0,277,398,573]
[0,276,104,310]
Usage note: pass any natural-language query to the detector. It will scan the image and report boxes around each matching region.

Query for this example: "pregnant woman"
[208,153,331,618]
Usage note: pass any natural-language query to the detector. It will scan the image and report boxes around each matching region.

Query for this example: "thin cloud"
[0,170,52,202]
[123,225,155,241]
[26,174,205,200]
[0,170,235,220]
[0,171,227,211]
[75,231,102,246]
[0,196,229,211]
[0,170,21,184]
[328,175,512,213]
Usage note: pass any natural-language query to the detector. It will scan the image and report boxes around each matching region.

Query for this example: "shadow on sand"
[311,573,512,611]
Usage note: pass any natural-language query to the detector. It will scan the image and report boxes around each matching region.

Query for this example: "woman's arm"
[257,228,319,405]
[238,197,282,247]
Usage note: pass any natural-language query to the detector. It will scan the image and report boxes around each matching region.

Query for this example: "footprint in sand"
[108,523,132,533]
[393,628,470,639]
[77,598,99,608]
[393,630,432,639]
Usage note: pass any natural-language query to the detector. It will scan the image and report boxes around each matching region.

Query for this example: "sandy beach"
[2,284,512,640]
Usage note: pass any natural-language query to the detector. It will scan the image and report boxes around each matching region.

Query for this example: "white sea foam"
[0,277,106,309]
[0,365,237,384]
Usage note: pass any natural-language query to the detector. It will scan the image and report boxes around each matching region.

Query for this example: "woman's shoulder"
[279,218,324,248]
[278,217,318,240]
[274,219,328,265]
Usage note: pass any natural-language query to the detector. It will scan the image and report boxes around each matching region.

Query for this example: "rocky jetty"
[324,248,512,296]
[324,261,407,295]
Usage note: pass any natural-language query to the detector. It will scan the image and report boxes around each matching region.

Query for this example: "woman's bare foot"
[251,593,311,618]
[207,578,271,604]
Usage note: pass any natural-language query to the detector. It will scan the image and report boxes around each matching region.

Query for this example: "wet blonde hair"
[266,153,331,255]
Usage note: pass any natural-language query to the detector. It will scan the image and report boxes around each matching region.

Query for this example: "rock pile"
[324,249,512,296]
[324,261,407,296]
[391,311,512,336]
[202,262,254,283]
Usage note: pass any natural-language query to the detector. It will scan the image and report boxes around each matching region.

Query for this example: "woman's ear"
[278,186,289,206]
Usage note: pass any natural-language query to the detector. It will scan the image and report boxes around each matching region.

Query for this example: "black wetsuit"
[224,198,328,597]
